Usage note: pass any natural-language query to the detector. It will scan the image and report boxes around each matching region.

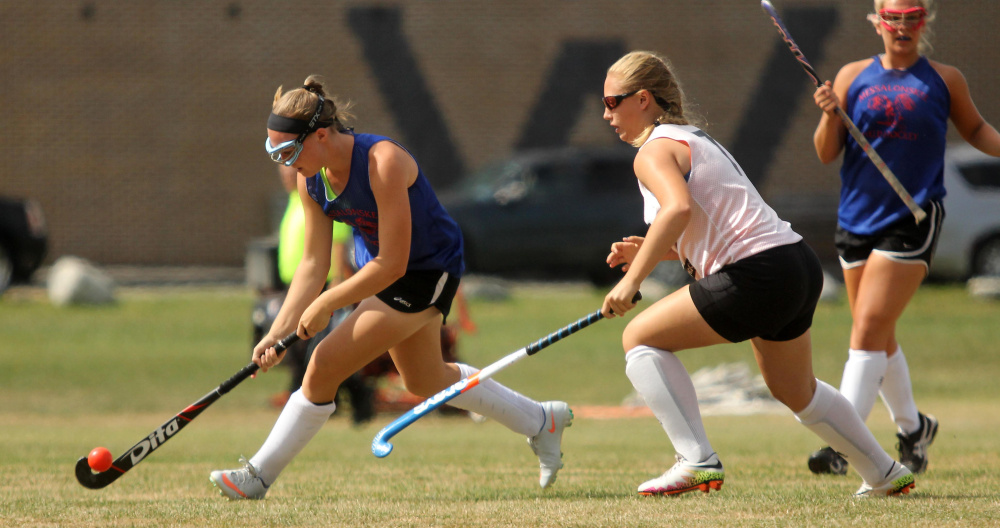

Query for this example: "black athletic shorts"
[375,269,460,322]
[689,240,824,343]
[835,200,944,271]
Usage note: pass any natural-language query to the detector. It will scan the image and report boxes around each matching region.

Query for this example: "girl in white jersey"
[601,51,913,498]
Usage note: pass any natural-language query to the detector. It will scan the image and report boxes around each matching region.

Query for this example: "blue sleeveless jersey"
[840,56,949,234]
[304,133,464,277]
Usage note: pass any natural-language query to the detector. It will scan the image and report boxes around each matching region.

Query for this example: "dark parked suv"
[0,197,48,295]
[440,147,646,285]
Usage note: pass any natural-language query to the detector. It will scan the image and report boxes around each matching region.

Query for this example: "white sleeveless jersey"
[638,124,800,279]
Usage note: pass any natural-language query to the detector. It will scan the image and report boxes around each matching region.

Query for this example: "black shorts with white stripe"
[835,200,945,271]
[375,268,460,322]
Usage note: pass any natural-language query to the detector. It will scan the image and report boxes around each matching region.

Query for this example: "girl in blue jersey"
[808,0,1000,476]
[209,76,572,500]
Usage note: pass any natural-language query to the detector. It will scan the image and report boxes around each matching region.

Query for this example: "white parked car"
[930,144,1000,280]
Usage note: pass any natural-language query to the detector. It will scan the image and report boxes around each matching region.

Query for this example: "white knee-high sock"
[448,363,545,436]
[879,345,920,434]
[839,349,887,421]
[795,380,897,485]
[624,346,713,463]
[249,389,336,486]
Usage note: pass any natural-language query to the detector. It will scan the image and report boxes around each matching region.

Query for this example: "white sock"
[449,363,545,436]
[795,379,897,485]
[624,346,713,463]
[249,389,336,486]
[879,345,920,434]
[839,349,887,421]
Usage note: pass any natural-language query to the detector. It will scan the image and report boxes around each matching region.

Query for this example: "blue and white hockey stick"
[371,292,640,457]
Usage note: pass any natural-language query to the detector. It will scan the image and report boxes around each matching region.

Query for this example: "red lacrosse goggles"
[876,6,927,31]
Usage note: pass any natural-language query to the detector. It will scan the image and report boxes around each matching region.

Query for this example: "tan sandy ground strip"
[572,403,789,419]
[572,405,655,419]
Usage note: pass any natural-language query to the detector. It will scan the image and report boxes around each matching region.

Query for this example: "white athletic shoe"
[210,458,269,500]
[638,453,725,496]
[854,461,915,498]
[527,401,573,488]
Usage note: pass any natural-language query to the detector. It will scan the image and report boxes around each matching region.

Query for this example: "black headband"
[267,93,333,142]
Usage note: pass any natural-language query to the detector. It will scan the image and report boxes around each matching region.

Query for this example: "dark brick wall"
[1,1,996,266]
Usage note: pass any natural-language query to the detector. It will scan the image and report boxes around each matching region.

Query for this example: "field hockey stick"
[371,292,641,458]
[760,0,927,224]
[74,332,300,489]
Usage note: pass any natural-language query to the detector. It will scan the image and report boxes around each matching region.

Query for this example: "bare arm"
[813,60,870,164]
[934,62,1000,157]
[271,175,334,334]
[606,235,678,273]
[253,172,334,371]
[603,139,691,317]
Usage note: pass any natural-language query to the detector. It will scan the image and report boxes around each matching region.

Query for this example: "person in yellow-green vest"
[277,175,353,287]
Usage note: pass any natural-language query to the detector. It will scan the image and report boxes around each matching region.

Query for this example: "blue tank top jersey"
[304,133,465,277]
[840,55,949,234]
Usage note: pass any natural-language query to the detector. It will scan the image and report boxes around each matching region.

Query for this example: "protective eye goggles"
[264,92,333,166]
[876,6,927,31]
[265,137,305,166]
[603,90,638,111]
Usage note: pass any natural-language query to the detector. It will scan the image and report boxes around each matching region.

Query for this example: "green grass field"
[1,282,999,527]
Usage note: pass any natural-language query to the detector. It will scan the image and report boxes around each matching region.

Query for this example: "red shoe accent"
[221,474,248,498]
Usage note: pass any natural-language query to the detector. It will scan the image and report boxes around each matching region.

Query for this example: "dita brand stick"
[74,333,300,489]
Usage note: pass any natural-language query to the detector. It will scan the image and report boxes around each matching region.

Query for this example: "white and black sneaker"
[807,446,849,475]
[896,412,938,474]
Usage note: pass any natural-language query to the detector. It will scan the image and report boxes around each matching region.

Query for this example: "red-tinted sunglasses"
[603,90,638,110]
[877,6,927,31]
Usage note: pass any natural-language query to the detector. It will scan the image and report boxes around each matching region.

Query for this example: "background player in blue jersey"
[808,0,1000,475]
[209,75,572,500]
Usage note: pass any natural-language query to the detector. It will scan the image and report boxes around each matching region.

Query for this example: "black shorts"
[689,240,824,343]
[375,269,460,322]
[835,200,944,271]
